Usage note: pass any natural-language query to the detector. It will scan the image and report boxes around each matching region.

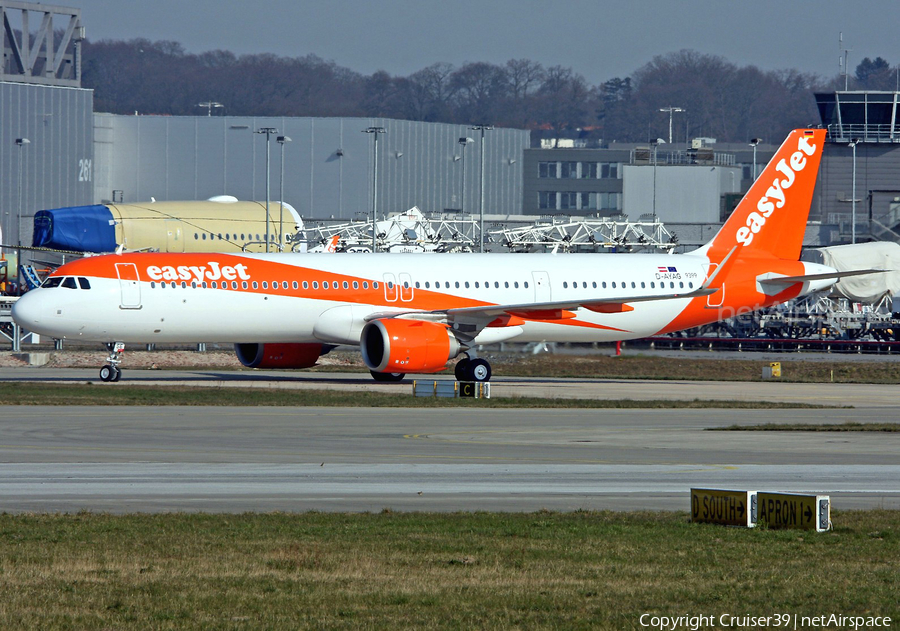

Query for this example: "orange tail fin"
[701,128,825,263]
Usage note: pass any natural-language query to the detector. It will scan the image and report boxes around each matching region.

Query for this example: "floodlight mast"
[659,107,684,144]
[363,127,386,252]
[255,127,278,252]
[469,125,493,252]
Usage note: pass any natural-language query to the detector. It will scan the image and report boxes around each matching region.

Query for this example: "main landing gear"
[99,342,125,382]
[454,354,492,383]
[370,370,405,383]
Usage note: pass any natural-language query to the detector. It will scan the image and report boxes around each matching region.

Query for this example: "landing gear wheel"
[99,365,115,382]
[110,366,122,382]
[468,358,492,382]
[454,358,471,381]
[370,370,405,383]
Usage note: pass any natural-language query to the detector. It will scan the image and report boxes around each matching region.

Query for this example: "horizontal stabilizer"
[760,269,887,284]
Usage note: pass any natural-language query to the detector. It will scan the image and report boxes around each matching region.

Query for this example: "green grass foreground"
[478,354,900,383]
[0,511,896,630]
[0,382,830,409]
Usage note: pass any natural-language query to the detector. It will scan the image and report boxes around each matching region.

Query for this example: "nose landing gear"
[100,342,125,382]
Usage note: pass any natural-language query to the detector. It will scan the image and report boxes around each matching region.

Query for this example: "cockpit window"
[77,277,91,289]
[61,277,78,289]
[42,277,63,289]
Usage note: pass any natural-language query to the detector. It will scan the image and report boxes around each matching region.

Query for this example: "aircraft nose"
[11,291,44,330]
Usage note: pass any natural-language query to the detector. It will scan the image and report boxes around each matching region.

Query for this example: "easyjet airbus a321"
[12,129,863,382]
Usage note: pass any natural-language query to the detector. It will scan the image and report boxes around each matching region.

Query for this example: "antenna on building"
[839,32,852,91]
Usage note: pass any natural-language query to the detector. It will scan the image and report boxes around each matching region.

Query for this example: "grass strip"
[0,382,834,408]
[0,510,896,630]
[464,354,900,383]
[711,422,900,432]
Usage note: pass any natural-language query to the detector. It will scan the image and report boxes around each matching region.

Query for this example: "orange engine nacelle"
[361,319,461,374]
[234,343,324,369]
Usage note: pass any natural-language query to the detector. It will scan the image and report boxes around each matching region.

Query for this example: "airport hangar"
[4,1,900,262]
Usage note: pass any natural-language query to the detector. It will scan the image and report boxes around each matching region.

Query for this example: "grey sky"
[73,0,899,86]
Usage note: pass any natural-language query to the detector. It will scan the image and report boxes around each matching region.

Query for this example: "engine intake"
[361,319,461,374]
[235,342,325,369]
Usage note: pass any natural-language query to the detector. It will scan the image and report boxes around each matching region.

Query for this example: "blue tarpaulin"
[32,205,117,253]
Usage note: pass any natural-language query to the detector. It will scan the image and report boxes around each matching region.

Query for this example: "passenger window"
[192,282,198,289]
[182,282,187,288]
[62,277,77,289]
[150,282,156,289]
[514,281,519,288]
[524,282,529,288]
[353,281,359,289]
[202,282,208,288]
[293,281,299,289]
[303,281,309,289]
[641,282,646,288]
[592,281,597,288]
[263,282,269,289]
[312,282,318,289]
[631,282,636,288]
[563,282,568,289]
[241,281,247,289]
[679,282,684,288]
[611,282,616,289]
[475,282,479,288]
[464,281,469,288]
[505,282,510,288]
[373,282,378,289]
[363,281,369,289]
[455,281,460,288]
[252,281,258,289]
[425,282,430,289]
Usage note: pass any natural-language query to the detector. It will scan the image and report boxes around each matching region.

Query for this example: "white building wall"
[622,164,741,223]
[93,115,528,221]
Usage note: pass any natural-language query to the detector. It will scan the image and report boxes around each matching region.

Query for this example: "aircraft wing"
[441,286,717,320]
[363,285,718,342]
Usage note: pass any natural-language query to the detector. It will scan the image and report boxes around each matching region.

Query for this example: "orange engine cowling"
[361,319,461,374]
[234,343,324,369]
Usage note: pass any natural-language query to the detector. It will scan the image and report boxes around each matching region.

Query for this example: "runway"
[0,383,898,512]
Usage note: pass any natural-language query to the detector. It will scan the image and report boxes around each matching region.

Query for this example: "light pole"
[255,127,278,253]
[469,124,493,252]
[363,126,386,252]
[749,138,762,182]
[197,101,224,116]
[849,139,858,244]
[649,138,661,217]
[659,107,684,144]
[15,138,30,249]
[458,137,473,215]
[276,135,291,250]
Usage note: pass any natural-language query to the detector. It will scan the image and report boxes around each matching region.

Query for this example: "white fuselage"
[12,251,833,347]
